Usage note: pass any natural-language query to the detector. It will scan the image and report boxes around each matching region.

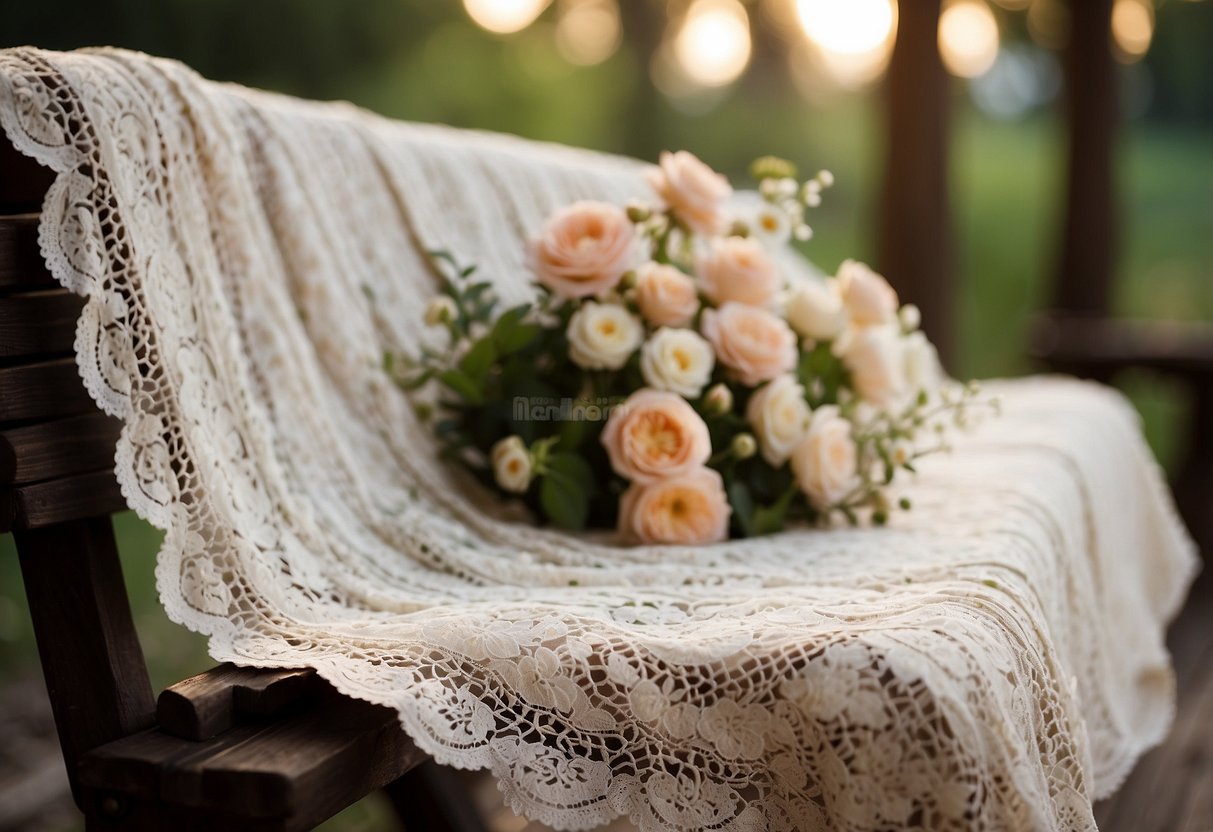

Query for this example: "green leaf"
[727,480,756,538]
[752,485,797,536]
[545,452,597,496]
[540,471,588,530]
[437,369,483,404]
[459,337,497,382]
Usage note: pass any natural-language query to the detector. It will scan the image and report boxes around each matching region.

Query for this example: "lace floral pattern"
[0,48,1198,832]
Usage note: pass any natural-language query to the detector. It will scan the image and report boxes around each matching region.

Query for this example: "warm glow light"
[794,0,897,88]
[1026,0,1068,50]
[556,0,621,65]
[939,0,1000,78]
[796,0,896,55]
[463,0,551,34]
[674,0,753,87]
[1112,0,1154,63]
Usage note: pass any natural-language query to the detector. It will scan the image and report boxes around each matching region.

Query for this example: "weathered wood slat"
[0,356,96,423]
[385,762,490,832]
[0,214,56,291]
[14,517,157,808]
[0,411,121,486]
[1031,313,1213,378]
[80,689,426,828]
[0,468,125,532]
[158,665,318,741]
[0,139,54,213]
[0,289,83,359]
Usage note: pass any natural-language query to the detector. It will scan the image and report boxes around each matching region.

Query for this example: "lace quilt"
[0,47,1199,831]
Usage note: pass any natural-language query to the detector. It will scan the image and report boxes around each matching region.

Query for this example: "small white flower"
[566,301,643,370]
[785,279,848,342]
[746,374,813,466]
[490,436,533,494]
[731,432,758,460]
[816,169,835,188]
[889,438,914,466]
[424,296,457,327]
[898,303,921,333]
[640,327,715,398]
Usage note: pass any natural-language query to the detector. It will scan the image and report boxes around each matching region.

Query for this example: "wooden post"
[878,0,954,367]
[1054,0,1119,315]
[14,517,157,808]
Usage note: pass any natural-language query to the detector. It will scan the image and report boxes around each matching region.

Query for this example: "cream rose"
[700,302,798,386]
[903,330,943,397]
[790,407,859,510]
[490,436,533,494]
[745,375,813,466]
[566,302,643,370]
[646,150,732,236]
[640,328,715,399]
[601,389,712,483]
[837,260,898,326]
[618,467,731,545]
[785,279,847,342]
[696,236,781,308]
[843,325,908,408]
[529,201,636,298]
[634,262,699,328]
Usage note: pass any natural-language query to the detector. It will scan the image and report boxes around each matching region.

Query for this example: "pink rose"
[790,406,859,511]
[842,325,907,407]
[696,236,781,307]
[646,150,732,237]
[700,302,798,386]
[837,260,898,326]
[619,467,731,545]
[601,389,712,484]
[634,262,700,328]
[529,201,636,299]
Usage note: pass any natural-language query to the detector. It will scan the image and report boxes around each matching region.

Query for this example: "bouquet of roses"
[391,151,991,545]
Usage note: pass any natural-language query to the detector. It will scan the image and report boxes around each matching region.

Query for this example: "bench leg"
[383,761,489,832]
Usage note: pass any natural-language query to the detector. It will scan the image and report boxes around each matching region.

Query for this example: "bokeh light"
[1026,0,1069,50]
[673,0,753,87]
[1112,0,1155,63]
[794,0,897,89]
[939,0,1000,79]
[463,0,551,34]
[555,0,621,65]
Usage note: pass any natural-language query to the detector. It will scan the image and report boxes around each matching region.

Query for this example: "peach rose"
[529,201,636,299]
[619,467,731,545]
[842,325,907,408]
[696,237,781,308]
[700,302,798,386]
[634,262,699,328]
[646,150,732,236]
[790,406,859,511]
[837,260,898,327]
[601,389,712,484]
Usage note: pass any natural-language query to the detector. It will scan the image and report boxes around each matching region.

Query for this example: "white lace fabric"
[0,47,1199,832]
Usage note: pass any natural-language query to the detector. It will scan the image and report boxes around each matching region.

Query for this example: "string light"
[939,0,1000,79]
[673,0,753,87]
[556,0,622,65]
[463,0,551,34]
[1111,0,1154,63]
[794,0,897,89]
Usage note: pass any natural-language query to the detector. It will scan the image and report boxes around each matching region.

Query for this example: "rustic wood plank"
[385,761,489,832]
[0,138,54,214]
[0,214,56,291]
[81,688,426,828]
[0,289,82,359]
[158,665,318,741]
[0,468,126,532]
[1030,313,1213,378]
[0,411,121,486]
[14,517,157,808]
[0,356,95,423]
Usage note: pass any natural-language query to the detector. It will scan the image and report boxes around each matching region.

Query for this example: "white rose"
[745,374,813,466]
[843,325,907,408]
[837,260,898,327]
[640,327,716,398]
[790,406,859,510]
[566,301,643,370]
[490,436,533,494]
[902,331,943,397]
[785,279,848,342]
[424,295,457,327]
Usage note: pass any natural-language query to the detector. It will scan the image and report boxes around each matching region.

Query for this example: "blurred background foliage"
[1,1,1211,828]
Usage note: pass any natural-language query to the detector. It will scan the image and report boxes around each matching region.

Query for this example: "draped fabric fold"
[0,48,1198,831]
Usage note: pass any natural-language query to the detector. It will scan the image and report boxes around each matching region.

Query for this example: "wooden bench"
[0,137,486,831]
